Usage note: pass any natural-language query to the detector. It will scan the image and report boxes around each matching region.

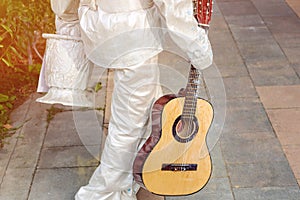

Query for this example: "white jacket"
[51,0,213,69]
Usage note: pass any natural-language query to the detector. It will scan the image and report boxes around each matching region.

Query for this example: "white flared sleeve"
[154,0,213,70]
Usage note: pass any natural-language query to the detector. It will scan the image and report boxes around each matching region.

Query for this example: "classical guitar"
[133,0,214,196]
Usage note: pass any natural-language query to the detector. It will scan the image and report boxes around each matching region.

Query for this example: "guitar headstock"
[193,0,213,28]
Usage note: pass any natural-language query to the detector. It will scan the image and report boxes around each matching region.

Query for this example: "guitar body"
[133,94,213,196]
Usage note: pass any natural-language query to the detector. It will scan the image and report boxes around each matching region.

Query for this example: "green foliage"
[0,0,55,69]
[0,0,55,148]
[0,92,16,148]
[94,82,103,93]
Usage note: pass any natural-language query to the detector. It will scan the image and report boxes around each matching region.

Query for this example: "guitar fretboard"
[182,65,201,122]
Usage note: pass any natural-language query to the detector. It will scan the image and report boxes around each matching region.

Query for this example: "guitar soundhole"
[172,116,199,143]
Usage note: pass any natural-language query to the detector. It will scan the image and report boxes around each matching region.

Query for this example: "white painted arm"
[154,0,213,70]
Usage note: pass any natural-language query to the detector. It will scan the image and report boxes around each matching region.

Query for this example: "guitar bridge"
[161,164,198,171]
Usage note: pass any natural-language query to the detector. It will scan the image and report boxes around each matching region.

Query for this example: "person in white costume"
[50,0,213,199]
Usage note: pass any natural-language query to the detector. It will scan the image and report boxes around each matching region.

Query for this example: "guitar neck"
[182,65,201,120]
[181,0,213,121]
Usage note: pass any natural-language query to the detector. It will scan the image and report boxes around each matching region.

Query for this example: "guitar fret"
[183,107,197,111]
[187,91,197,94]
[182,65,201,117]
[184,103,197,106]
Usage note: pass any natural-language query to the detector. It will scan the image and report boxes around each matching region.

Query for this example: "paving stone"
[282,46,300,65]
[28,167,96,200]
[45,110,104,162]
[199,77,226,150]
[9,94,32,124]
[209,29,236,47]
[137,188,164,200]
[246,60,300,86]
[256,85,300,109]
[217,0,251,2]
[227,161,298,188]
[44,111,85,147]
[220,132,286,164]
[0,168,34,200]
[208,45,248,77]
[207,110,227,151]
[272,32,300,48]
[200,77,226,101]
[274,131,300,146]
[251,1,296,17]
[282,145,300,179]
[276,132,300,146]
[210,2,222,16]
[218,1,258,17]
[264,16,300,34]
[166,177,234,200]
[267,108,300,133]
[209,15,230,32]
[222,98,273,134]
[0,189,28,200]
[223,76,258,99]
[292,62,300,77]
[0,137,17,182]
[8,141,42,169]
[210,62,249,78]
[25,98,50,122]
[8,105,49,168]
[38,146,99,169]
[265,107,300,179]
[16,116,47,144]
[209,142,228,178]
[212,44,243,66]
[233,186,300,200]
[252,0,292,3]
[0,94,50,170]
[286,0,300,17]
[226,14,265,28]
[230,26,274,43]
[237,41,286,63]
[72,110,104,147]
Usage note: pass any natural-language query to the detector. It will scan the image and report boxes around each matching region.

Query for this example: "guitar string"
[181,0,211,169]
[182,66,199,167]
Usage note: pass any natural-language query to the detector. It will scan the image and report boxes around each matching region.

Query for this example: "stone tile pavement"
[1,0,300,199]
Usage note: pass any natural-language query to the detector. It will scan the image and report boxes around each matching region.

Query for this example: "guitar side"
[133,94,214,196]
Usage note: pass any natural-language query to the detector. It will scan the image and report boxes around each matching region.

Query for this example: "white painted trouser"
[75,56,162,200]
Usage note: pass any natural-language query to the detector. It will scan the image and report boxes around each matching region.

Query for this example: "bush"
[0,0,55,148]
[0,0,55,70]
